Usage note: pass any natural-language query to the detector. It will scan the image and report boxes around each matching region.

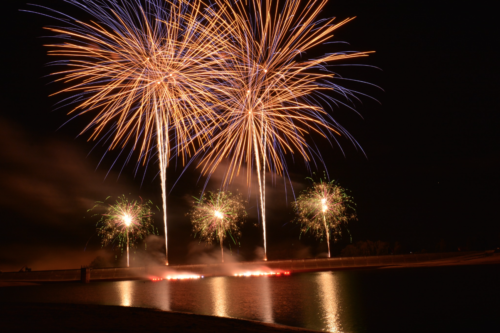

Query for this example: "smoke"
[143,234,167,264]
[202,159,303,205]
[0,243,108,272]
[185,241,243,265]
[253,246,265,260]
[0,118,142,271]
[0,119,134,224]
[292,244,313,259]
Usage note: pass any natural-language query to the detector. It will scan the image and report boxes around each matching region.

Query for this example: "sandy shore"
[0,303,319,333]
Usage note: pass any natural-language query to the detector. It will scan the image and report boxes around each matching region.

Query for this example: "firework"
[89,195,157,267]
[292,175,356,258]
[196,0,372,260]
[188,190,247,262]
[29,0,229,265]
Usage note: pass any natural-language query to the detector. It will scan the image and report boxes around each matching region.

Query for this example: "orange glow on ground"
[165,274,202,280]
[233,271,290,277]
[150,277,164,282]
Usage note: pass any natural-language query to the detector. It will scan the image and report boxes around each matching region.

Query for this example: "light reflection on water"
[259,276,274,323]
[2,266,497,333]
[209,277,228,317]
[111,274,324,329]
[316,272,341,332]
[118,281,133,307]
[155,279,171,311]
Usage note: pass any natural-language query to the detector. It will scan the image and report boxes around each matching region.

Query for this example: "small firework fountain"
[188,191,247,262]
[90,195,157,267]
[293,175,356,258]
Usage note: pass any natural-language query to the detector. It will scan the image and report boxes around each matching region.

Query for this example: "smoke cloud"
[0,118,139,271]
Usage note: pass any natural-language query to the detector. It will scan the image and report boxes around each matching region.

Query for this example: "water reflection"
[209,277,228,317]
[155,281,171,311]
[1,267,497,333]
[259,277,274,323]
[316,272,341,332]
[118,281,133,307]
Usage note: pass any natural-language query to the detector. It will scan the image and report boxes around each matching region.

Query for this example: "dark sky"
[1,0,499,271]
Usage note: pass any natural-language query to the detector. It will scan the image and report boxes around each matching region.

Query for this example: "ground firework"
[28,0,228,265]
[293,175,356,257]
[188,190,247,263]
[197,0,373,260]
[89,195,157,267]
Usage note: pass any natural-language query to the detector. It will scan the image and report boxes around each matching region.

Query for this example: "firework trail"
[293,176,356,257]
[196,0,373,260]
[27,0,228,265]
[188,190,247,263]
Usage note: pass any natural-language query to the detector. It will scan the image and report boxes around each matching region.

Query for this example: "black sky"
[1,0,499,271]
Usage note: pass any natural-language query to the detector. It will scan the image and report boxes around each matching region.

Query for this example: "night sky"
[1,0,499,271]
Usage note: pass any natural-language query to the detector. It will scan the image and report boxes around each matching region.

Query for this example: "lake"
[1,265,498,332]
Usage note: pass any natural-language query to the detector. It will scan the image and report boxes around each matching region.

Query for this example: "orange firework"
[197,0,373,260]
[36,0,229,265]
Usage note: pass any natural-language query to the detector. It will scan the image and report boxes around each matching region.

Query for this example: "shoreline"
[0,302,319,333]
[1,251,498,284]
[0,251,500,287]
[0,253,497,288]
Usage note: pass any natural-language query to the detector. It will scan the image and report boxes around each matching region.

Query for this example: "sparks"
[90,195,156,267]
[195,0,373,262]
[123,214,133,227]
[189,190,247,263]
[34,0,232,266]
[293,174,357,258]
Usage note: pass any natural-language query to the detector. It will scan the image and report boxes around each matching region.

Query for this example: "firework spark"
[29,0,229,265]
[89,195,157,267]
[196,0,373,260]
[188,190,247,262]
[293,175,356,258]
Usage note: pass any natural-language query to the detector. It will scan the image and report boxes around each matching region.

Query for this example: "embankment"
[1,251,498,283]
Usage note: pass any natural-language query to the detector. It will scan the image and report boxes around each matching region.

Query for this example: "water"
[1,265,498,332]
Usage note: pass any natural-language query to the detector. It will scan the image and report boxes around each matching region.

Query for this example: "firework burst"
[188,190,247,262]
[89,195,157,267]
[196,0,373,260]
[292,175,356,258]
[28,0,229,265]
